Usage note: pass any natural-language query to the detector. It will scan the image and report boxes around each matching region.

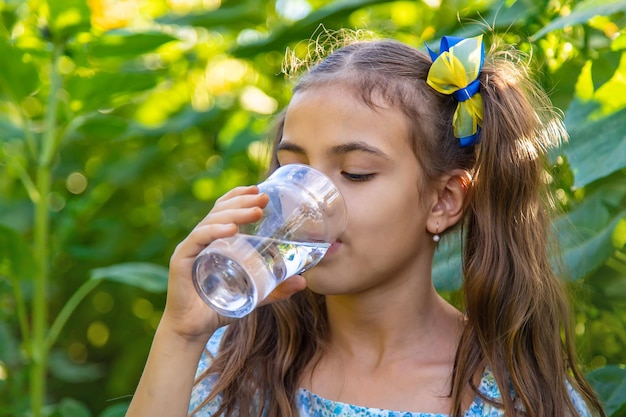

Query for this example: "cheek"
[346,183,423,235]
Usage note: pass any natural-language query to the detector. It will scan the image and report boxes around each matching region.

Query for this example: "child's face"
[277,83,437,295]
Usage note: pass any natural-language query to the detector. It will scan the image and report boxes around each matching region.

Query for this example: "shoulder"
[189,327,228,416]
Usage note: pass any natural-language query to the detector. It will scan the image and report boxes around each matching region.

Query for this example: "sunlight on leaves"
[87,0,140,31]
[575,60,594,100]
[390,2,422,24]
[531,0,626,41]
[276,0,312,21]
[613,30,626,50]
[135,81,189,126]
[205,57,250,94]
[248,141,272,168]
[1,0,625,414]
[614,218,626,250]
[240,86,278,114]
[593,52,626,116]
[168,0,222,14]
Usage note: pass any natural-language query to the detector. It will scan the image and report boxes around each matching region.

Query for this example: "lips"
[325,240,342,256]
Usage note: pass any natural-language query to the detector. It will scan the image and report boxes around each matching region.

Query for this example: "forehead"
[281,84,412,156]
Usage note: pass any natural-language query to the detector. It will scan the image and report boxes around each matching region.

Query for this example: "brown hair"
[193,36,605,417]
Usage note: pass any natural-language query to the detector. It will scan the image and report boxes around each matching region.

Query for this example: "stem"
[24,121,39,162]
[39,47,64,168]
[30,43,63,417]
[31,166,50,417]
[606,255,626,277]
[17,112,39,160]
[46,279,101,349]
[7,153,40,203]
[12,273,31,355]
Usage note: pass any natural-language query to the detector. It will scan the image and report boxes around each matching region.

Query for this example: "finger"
[262,275,307,305]
[197,194,269,227]
[196,205,265,231]
[213,185,265,207]
[213,190,268,211]
[172,223,238,261]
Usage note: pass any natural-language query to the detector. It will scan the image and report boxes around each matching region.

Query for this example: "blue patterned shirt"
[189,327,591,416]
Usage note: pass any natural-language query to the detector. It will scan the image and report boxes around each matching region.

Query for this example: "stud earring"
[433,223,440,243]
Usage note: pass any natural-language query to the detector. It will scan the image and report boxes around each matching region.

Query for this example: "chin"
[302,270,350,296]
[302,270,332,294]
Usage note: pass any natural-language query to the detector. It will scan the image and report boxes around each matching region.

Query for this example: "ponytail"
[450,51,605,417]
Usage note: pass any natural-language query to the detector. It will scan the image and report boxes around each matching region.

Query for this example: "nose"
[300,161,336,186]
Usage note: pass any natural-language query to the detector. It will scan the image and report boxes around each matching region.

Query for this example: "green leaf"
[587,365,626,416]
[0,321,20,365]
[49,397,92,417]
[231,0,399,57]
[559,214,624,280]
[591,50,623,91]
[224,130,259,157]
[73,114,130,141]
[156,3,264,28]
[90,262,168,293]
[530,0,626,41]
[548,59,586,111]
[0,41,39,102]
[65,71,160,113]
[0,224,37,281]
[0,116,24,140]
[47,0,91,40]
[563,100,626,188]
[0,3,19,38]
[98,403,130,417]
[452,0,541,38]
[433,181,626,288]
[613,31,626,50]
[433,231,463,291]
[592,262,626,299]
[48,350,103,383]
[553,182,626,280]
[88,30,178,59]
[122,106,221,140]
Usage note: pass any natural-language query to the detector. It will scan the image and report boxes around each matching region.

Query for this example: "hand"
[160,185,306,344]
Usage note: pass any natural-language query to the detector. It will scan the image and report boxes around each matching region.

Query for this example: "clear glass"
[192,164,347,318]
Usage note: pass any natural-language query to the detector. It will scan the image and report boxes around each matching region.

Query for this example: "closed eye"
[341,172,375,182]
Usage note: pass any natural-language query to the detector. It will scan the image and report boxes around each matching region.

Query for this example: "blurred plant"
[0,0,624,416]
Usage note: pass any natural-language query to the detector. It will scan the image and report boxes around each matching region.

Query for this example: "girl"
[126,33,605,417]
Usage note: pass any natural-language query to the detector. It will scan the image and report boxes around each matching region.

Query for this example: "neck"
[323,278,462,368]
[299,279,465,412]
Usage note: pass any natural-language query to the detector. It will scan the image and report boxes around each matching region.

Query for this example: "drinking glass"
[192,164,347,318]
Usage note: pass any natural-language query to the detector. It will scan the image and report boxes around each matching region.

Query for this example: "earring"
[433,223,440,243]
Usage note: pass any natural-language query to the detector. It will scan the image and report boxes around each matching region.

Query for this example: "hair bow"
[426,35,485,147]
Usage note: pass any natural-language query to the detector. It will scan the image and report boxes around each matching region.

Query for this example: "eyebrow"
[277,141,392,161]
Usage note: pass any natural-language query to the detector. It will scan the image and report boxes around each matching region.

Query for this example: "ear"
[426,169,471,235]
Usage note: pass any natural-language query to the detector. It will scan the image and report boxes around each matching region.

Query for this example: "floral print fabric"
[189,327,591,417]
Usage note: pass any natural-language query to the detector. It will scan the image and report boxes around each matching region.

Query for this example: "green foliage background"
[0,0,625,416]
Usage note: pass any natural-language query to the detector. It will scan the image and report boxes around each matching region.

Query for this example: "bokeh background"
[0,0,625,416]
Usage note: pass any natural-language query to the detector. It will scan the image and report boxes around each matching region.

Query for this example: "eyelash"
[342,172,375,182]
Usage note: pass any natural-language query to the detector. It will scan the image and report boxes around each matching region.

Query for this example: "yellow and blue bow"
[426,35,484,147]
